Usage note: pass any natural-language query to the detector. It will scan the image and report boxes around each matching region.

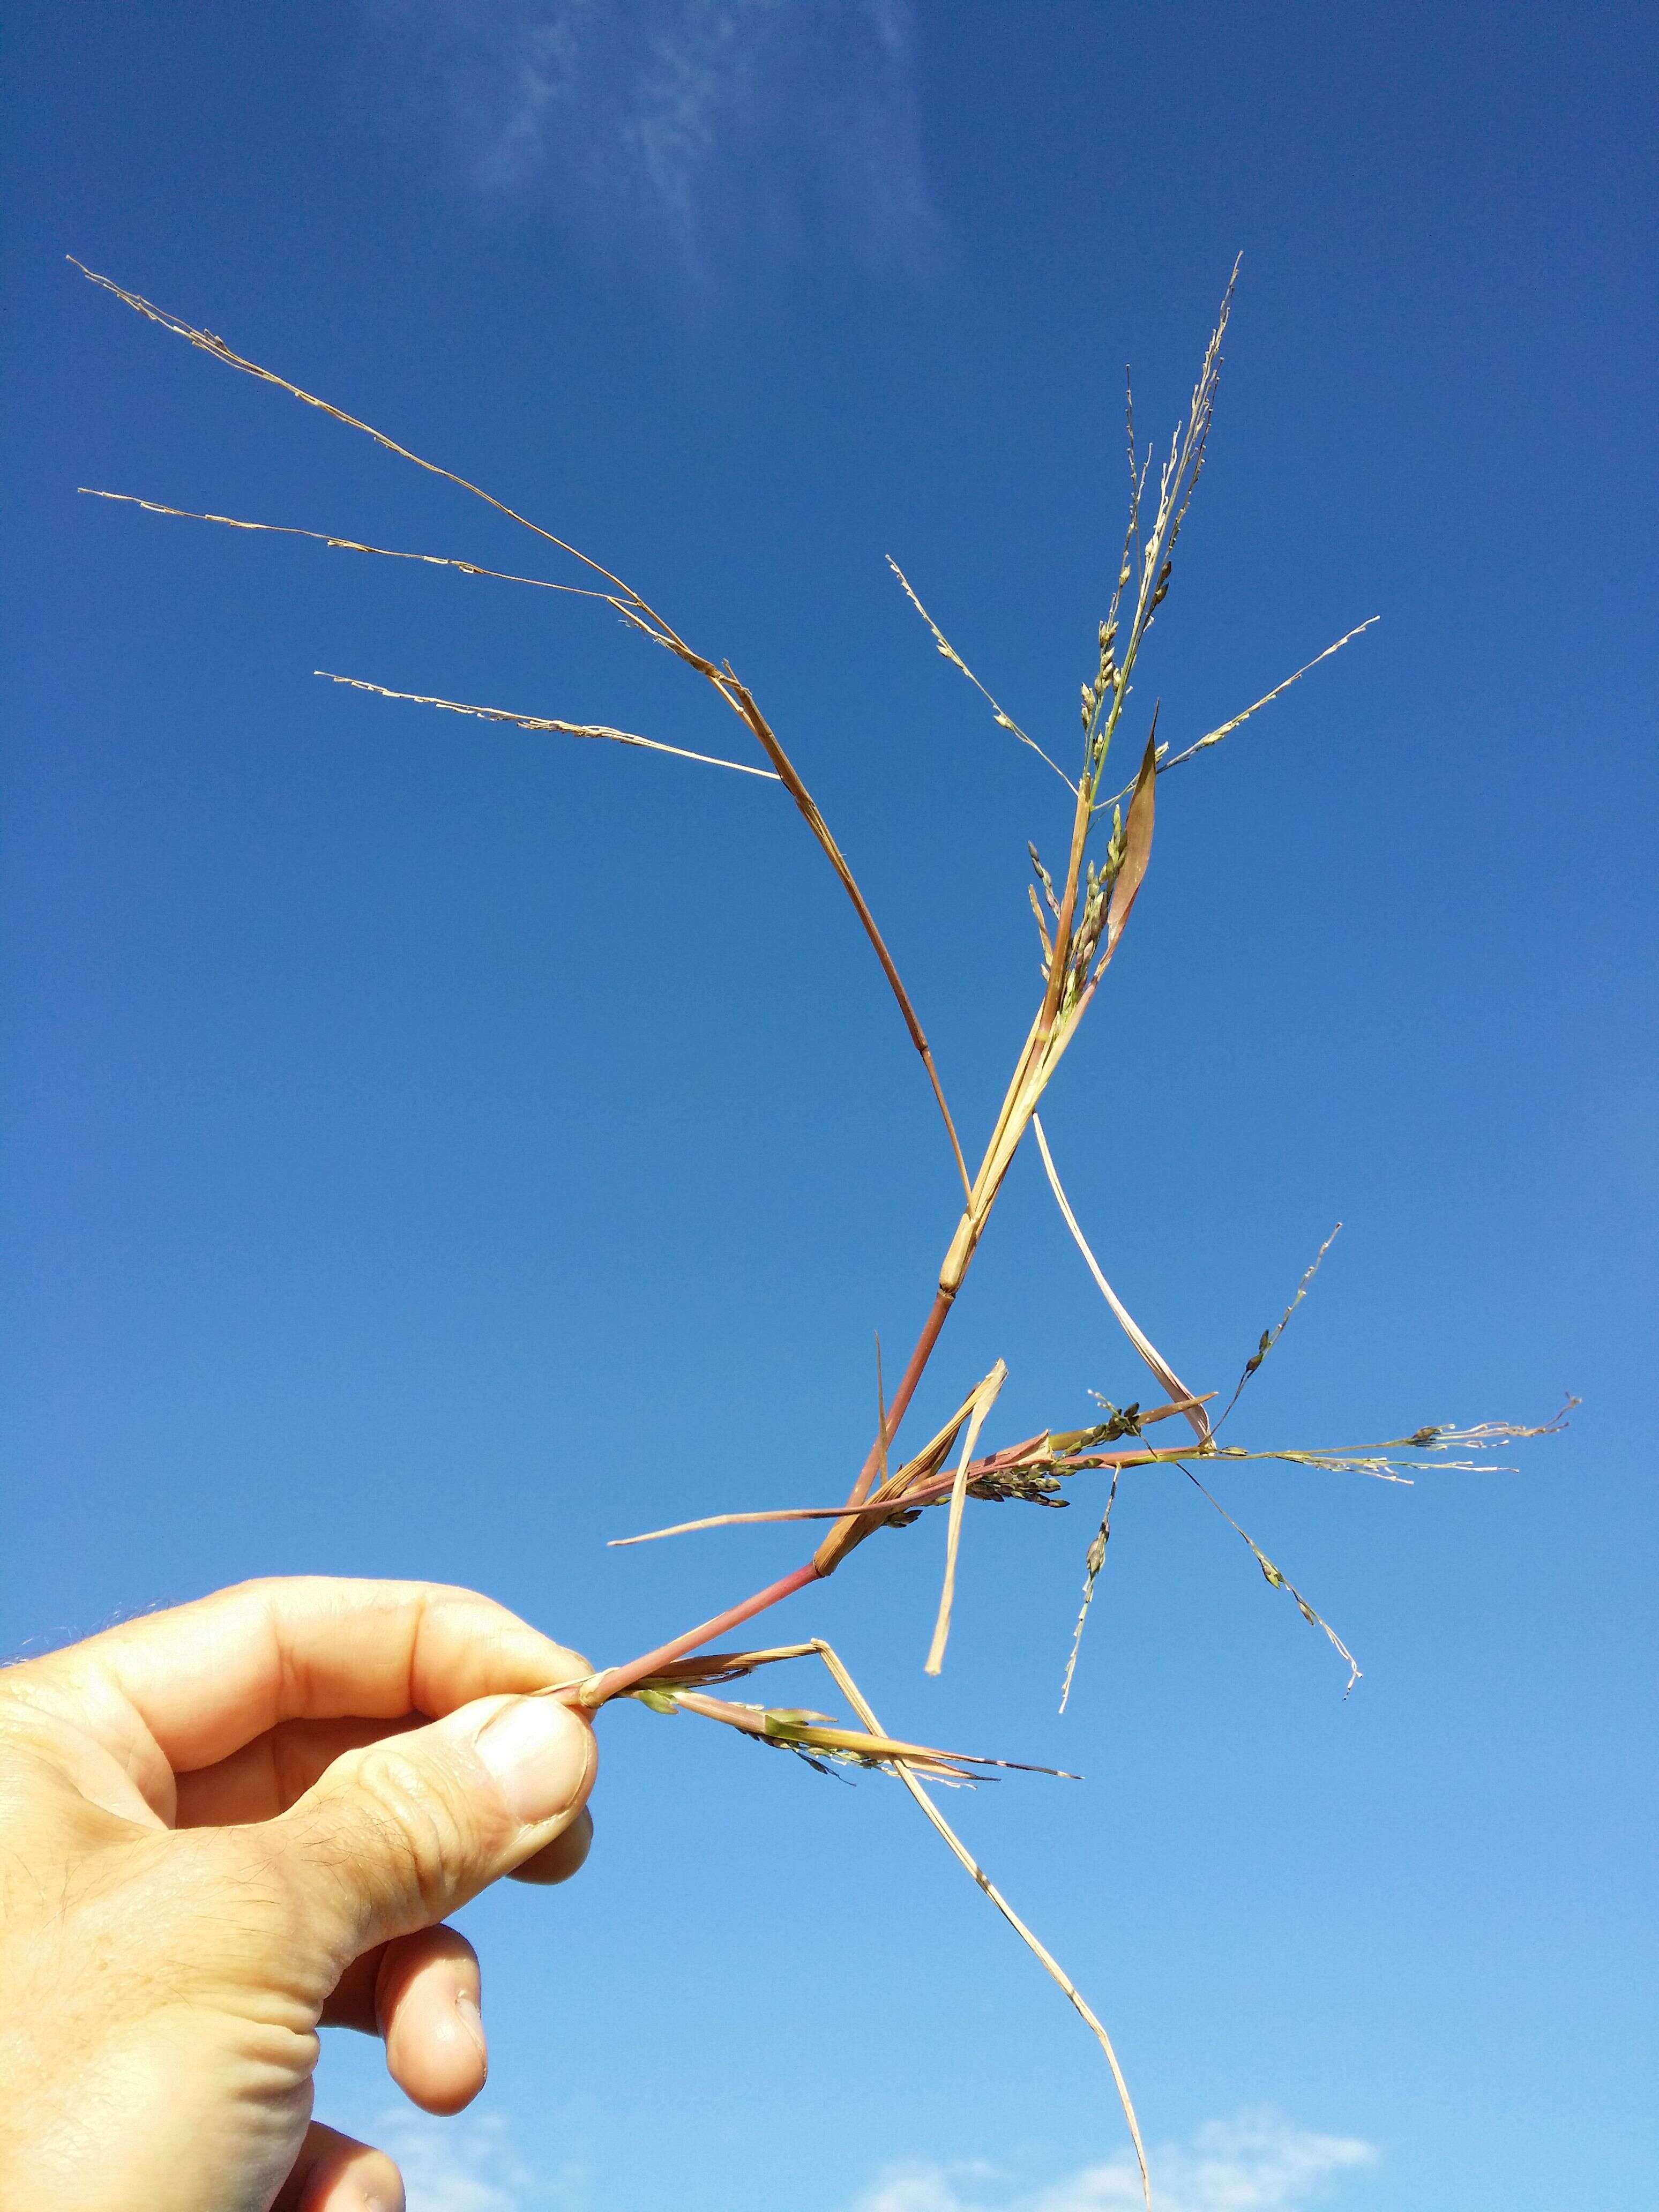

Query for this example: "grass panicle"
[78,250,1570,2211]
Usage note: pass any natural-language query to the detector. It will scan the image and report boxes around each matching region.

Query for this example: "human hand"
[0,1578,598,2211]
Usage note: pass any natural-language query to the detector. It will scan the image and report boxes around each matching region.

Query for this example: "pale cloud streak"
[372,2105,588,2212]
[383,0,932,275]
[855,2114,1377,2212]
[362,2104,1371,2212]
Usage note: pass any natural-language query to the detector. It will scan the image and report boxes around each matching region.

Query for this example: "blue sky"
[3,5,1656,2209]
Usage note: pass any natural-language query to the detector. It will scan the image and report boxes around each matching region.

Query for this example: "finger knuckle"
[348,1745,492,1925]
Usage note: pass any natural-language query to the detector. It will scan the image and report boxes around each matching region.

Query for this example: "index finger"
[27,1577,592,1773]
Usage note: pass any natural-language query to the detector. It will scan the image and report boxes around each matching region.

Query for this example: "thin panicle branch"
[1097,618,1382,810]
[1116,369,1148,632]
[1177,1463,1361,1693]
[1216,1225,1343,1429]
[887,557,1076,791]
[313,673,781,778]
[77,488,624,603]
[1059,1466,1120,1715]
[1157,621,1381,778]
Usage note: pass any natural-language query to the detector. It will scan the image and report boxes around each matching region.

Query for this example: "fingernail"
[474,1695,593,1825]
[455,1988,487,2069]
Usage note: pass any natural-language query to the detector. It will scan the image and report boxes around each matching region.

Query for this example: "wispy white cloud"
[854,2114,1377,2212]
[860,2170,991,2212]
[379,0,932,274]
[372,2105,588,2212]
[356,2104,1369,2212]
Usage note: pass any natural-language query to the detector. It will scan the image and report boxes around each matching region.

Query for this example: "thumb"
[272,1692,597,1959]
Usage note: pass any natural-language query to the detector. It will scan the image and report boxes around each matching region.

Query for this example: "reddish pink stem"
[568,1558,821,1708]
[848,1287,954,1505]
[572,1284,959,1709]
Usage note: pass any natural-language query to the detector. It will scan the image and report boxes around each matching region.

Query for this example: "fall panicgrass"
[73,251,1572,2209]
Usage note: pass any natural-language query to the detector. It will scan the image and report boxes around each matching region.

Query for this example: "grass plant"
[72,255,1570,2206]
